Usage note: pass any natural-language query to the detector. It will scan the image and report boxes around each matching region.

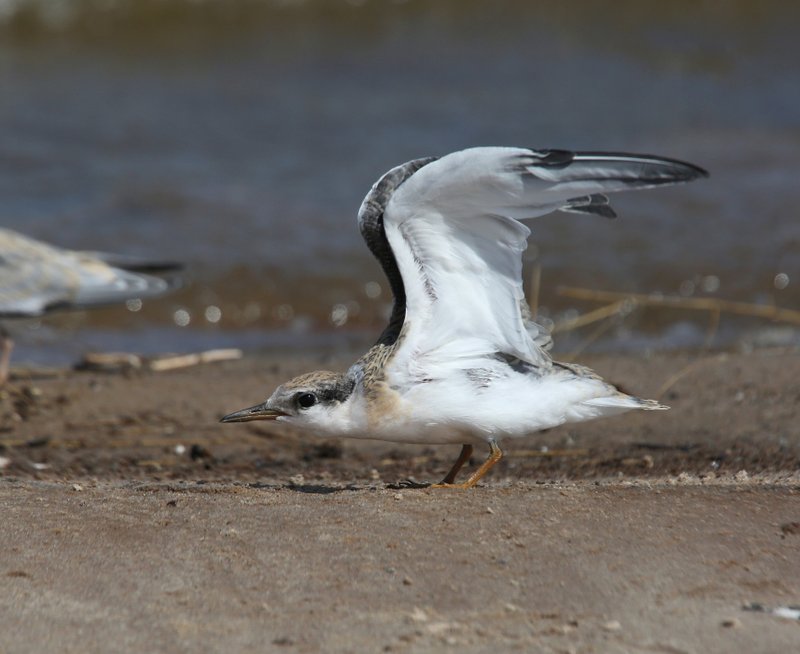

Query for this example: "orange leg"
[438,444,473,485]
[432,440,502,489]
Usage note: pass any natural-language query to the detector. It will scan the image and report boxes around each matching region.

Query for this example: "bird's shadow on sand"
[248,481,364,494]
[125,479,433,496]
[248,480,432,494]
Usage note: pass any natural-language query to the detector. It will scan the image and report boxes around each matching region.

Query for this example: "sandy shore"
[1,348,799,652]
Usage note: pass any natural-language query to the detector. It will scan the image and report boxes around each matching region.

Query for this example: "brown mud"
[1,348,799,652]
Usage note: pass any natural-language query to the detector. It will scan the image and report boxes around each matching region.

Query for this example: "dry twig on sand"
[77,348,242,373]
[556,286,800,325]
[549,284,799,394]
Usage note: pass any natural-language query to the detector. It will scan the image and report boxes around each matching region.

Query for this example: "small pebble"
[721,618,740,628]
[735,470,749,482]
[72,483,84,492]
[780,521,800,536]
[773,606,800,620]
[0,456,10,469]
[409,607,428,623]
[393,493,403,500]
[486,507,494,514]
[426,621,458,636]
[402,577,412,586]
[602,620,622,632]
[190,444,212,461]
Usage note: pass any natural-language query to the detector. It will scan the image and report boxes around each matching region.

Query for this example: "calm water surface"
[1,0,798,363]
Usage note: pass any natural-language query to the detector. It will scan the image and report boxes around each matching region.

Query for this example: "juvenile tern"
[222,147,707,487]
[0,228,179,382]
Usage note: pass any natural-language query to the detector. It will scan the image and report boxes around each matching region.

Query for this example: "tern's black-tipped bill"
[220,404,287,423]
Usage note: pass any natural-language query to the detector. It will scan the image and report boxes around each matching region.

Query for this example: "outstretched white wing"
[374,147,706,378]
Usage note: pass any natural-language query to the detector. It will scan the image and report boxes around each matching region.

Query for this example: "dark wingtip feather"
[562,193,618,219]
[575,151,709,182]
[531,149,575,169]
[86,252,185,273]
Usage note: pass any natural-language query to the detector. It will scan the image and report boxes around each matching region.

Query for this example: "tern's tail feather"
[584,395,669,411]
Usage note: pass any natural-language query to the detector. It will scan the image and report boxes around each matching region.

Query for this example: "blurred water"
[1,0,798,362]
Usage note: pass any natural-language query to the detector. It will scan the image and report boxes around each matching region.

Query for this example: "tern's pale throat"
[222,147,707,488]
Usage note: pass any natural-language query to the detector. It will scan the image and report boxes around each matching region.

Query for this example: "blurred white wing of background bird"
[0,228,180,382]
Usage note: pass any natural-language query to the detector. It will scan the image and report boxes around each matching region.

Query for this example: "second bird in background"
[0,228,180,384]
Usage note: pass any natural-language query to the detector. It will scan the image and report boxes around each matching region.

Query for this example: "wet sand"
[1,348,799,652]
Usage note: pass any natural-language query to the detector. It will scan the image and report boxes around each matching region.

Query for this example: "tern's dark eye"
[296,392,317,409]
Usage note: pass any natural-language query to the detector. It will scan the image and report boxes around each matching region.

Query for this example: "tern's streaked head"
[220,370,356,431]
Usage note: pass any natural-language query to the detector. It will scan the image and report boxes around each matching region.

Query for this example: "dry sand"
[1,347,799,653]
